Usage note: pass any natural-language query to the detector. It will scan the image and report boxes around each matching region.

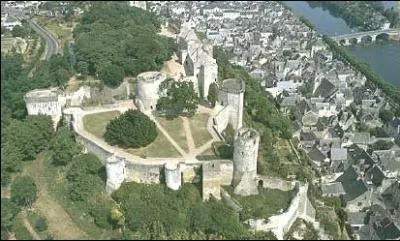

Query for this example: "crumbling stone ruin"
[177,22,218,99]
[135,71,167,112]
[232,128,260,196]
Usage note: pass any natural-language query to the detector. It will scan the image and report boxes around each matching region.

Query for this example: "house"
[358,205,400,240]
[308,146,329,170]
[300,131,317,149]
[335,166,370,212]
[321,182,346,197]
[384,117,400,140]
[2,14,21,30]
[347,211,367,233]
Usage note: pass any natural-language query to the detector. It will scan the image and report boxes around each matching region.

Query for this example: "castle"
[23,22,260,200]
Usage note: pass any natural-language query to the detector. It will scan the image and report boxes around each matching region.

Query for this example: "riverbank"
[306,1,390,31]
[297,16,400,112]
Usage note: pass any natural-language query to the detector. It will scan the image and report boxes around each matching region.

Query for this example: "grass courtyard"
[82,110,121,138]
[126,129,181,158]
[156,116,189,152]
[82,111,181,158]
[188,113,213,148]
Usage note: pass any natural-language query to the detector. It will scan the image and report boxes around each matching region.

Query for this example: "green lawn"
[82,111,121,138]
[27,212,53,240]
[11,214,33,240]
[224,186,293,221]
[188,113,213,148]
[156,116,188,152]
[126,129,181,158]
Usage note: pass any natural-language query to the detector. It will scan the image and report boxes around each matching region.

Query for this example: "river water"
[283,1,400,87]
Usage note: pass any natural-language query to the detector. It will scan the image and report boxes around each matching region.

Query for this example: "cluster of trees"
[207,82,219,107]
[10,20,36,39]
[1,115,54,186]
[213,46,293,177]
[112,182,277,240]
[368,2,400,28]
[73,2,176,87]
[1,50,73,124]
[156,79,198,117]
[307,1,382,31]
[104,109,158,149]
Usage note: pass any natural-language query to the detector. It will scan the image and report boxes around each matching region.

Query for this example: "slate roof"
[321,182,345,196]
[352,132,371,145]
[366,165,385,187]
[374,217,400,240]
[280,96,297,107]
[347,212,367,226]
[300,131,317,142]
[336,166,368,202]
[314,78,337,99]
[330,148,348,161]
[308,147,326,162]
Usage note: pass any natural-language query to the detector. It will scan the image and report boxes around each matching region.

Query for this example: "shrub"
[11,176,37,207]
[104,109,157,149]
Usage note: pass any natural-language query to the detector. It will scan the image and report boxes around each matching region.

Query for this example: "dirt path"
[181,117,195,152]
[152,117,187,157]
[20,210,41,240]
[24,155,90,240]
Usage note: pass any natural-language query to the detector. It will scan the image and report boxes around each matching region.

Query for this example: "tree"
[11,176,37,207]
[11,25,26,38]
[156,81,198,117]
[207,83,219,107]
[1,142,24,173]
[50,126,81,166]
[34,216,48,232]
[1,198,21,239]
[379,108,394,124]
[104,109,158,149]
[99,64,124,87]
[2,115,53,161]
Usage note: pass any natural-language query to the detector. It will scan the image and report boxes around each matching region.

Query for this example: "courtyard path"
[151,116,187,157]
[181,117,196,153]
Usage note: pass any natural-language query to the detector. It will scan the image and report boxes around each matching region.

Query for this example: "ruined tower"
[232,128,260,196]
[135,71,166,112]
[105,155,126,194]
[164,162,182,191]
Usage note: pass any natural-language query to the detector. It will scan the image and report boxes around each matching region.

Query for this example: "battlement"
[236,128,259,141]
[24,88,59,103]
[137,71,166,83]
[220,78,245,94]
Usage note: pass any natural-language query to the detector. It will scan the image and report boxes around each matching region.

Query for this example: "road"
[5,7,59,60]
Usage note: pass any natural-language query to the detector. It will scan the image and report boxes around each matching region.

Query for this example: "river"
[283,1,400,87]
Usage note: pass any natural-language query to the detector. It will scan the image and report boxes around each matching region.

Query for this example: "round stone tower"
[219,78,245,130]
[135,71,166,112]
[232,128,260,196]
[106,155,126,194]
[165,162,181,191]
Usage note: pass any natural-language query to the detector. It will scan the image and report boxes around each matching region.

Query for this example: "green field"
[82,111,121,138]
[126,129,181,158]
[156,116,188,152]
[188,113,213,148]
